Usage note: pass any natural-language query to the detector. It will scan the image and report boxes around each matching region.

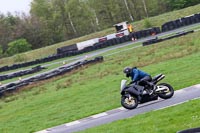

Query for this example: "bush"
[166,0,200,10]
[144,18,153,28]
[6,39,32,56]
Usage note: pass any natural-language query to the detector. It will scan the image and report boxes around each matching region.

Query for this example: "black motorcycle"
[120,74,174,109]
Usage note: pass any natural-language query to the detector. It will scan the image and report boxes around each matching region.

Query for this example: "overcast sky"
[0,0,32,14]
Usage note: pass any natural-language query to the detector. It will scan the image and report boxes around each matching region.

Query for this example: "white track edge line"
[35,130,49,133]
[118,107,127,110]
[91,112,108,118]
[65,120,81,127]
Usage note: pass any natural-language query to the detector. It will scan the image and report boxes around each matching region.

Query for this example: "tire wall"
[0,56,104,97]
[161,13,200,32]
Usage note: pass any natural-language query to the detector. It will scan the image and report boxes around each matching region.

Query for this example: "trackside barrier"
[57,44,78,54]
[142,30,194,46]
[161,13,200,32]
[91,27,160,51]
[56,27,161,55]
[0,56,103,97]
[0,65,46,81]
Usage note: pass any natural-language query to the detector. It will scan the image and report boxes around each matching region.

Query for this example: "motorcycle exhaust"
[156,75,165,82]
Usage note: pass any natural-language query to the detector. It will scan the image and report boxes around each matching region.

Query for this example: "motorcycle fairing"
[126,84,144,96]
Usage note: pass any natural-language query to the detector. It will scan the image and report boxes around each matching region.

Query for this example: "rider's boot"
[146,82,154,95]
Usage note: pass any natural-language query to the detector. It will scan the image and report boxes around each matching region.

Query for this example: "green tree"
[30,0,64,44]
[166,0,200,10]
[144,18,152,28]
[0,45,3,57]
[0,13,17,51]
[66,0,97,35]
[53,0,78,38]
[6,39,32,56]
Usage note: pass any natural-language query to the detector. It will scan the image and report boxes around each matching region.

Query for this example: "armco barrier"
[0,56,104,97]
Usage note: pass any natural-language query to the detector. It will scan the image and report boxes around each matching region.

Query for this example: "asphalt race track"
[36,84,200,133]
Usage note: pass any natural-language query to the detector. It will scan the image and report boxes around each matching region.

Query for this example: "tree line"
[0,0,199,57]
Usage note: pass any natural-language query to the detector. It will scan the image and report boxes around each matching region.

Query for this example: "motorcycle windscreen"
[120,80,127,91]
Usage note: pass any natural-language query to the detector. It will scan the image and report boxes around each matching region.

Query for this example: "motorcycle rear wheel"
[121,94,138,109]
[157,83,174,99]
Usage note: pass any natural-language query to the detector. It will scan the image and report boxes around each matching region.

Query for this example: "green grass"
[0,4,200,66]
[78,98,200,133]
[0,30,200,132]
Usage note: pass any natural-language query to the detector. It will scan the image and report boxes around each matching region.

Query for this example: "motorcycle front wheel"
[121,94,138,109]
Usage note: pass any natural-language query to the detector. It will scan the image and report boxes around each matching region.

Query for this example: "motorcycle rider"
[123,67,154,94]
